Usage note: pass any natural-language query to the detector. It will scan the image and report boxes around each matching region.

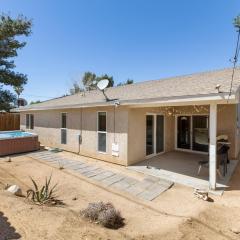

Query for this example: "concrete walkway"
[28,151,173,201]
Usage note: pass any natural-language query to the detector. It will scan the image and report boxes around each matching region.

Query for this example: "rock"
[7,185,22,196]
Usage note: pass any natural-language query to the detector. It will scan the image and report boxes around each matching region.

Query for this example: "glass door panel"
[177,116,191,149]
[192,116,209,152]
[146,115,154,155]
[156,115,164,153]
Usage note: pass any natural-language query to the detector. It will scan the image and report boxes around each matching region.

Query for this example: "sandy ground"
[0,153,240,239]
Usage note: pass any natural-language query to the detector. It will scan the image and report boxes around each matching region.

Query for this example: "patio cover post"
[209,103,217,190]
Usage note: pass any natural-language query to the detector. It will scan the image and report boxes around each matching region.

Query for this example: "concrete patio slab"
[128,151,239,195]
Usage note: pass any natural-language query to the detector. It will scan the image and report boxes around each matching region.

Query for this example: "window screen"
[30,114,34,129]
[98,112,107,152]
[61,113,67,128]
[61,129,67,144]
[26,114,30,129]
[98,112,106,131]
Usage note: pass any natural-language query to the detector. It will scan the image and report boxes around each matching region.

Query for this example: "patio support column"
[209,103,217,190]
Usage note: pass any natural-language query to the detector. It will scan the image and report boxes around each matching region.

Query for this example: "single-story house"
[18,68,240,190]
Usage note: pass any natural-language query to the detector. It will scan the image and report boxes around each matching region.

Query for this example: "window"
[61,113,67,144]
[98,112,107,152]
[146,114,164,156]
[26,114,34,129]
[30,114,34,129]
[26,114,30,129]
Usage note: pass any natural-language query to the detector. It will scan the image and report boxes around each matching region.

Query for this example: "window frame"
[97,111,107,153]
[30,114,34,129]
[61,112,67,144]
[26,114,30,129]
[26,114,34,130]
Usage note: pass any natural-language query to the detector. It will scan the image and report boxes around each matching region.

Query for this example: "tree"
[14,85,24,99]
[69,72,114,95]
[97,74,114,87]
[69,81,84,95]
[117,79,134,86]
[234,15,240,28]
[0,14,32,111]
[82,71,97,90]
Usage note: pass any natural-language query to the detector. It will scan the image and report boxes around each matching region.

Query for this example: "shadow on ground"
[0,211,21,239]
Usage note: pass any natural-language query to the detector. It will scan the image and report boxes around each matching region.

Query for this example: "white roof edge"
[17,93,237,112]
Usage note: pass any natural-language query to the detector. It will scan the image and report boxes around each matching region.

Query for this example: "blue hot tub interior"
[0,131,34,139]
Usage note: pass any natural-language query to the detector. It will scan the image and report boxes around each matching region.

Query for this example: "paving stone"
[122,177,138,185]
[137,183,168,201]
[82,168,105,178]
[73,163,91,171]
[125,184,145,196]
[111,178,132,190]
[138,179,156,189]
[31,153,53,158]
[69,163,89,170]
[43,157,62,163]
[67,162,86,170]
[144,176,161,183]
[90,171,115,181]
[157,179,174,188]
[38,155,58,160]
[101,174,125,186]
[78,166,100,174]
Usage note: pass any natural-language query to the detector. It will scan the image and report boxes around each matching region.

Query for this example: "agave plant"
[27,175,62,205]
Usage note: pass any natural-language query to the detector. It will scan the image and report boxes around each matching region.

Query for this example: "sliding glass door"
[156,115,164,153]
[192,116,209,152]
[177,115,209,153]
[146,115,164,156]
[146,115,154,156]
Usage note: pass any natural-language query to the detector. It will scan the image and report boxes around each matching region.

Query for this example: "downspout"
[78,107,83,154]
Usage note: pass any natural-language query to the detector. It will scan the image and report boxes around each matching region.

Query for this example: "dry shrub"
[80,202,124,229]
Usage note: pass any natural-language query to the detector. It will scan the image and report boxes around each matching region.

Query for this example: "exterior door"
[146,115,164,156]
[156,115,164,153]
[192,116,209,152]
[177,115,209,152]
[146,115,154,156]
[177,116,191,149]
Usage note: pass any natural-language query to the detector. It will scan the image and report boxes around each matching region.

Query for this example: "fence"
[0,113,20,131]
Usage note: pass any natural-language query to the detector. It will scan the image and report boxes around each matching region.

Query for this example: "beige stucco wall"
[20,103,238,166]
[128,104,238,165]
[20,106,129,165]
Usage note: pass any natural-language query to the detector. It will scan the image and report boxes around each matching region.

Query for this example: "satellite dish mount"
[97,79,110,101]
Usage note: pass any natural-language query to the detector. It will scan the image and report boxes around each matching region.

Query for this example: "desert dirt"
[0,152,240,240]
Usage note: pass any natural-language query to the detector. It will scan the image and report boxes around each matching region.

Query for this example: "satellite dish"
[97,79,109,91]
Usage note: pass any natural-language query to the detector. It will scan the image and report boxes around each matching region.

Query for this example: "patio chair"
[197,160,223,178]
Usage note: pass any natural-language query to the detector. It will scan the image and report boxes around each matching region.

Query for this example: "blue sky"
[1,0,240,102]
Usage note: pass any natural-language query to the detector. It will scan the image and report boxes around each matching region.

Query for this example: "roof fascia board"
[18,93,237,112]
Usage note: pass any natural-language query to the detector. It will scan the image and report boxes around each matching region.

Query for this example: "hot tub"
[0,131,40,156]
